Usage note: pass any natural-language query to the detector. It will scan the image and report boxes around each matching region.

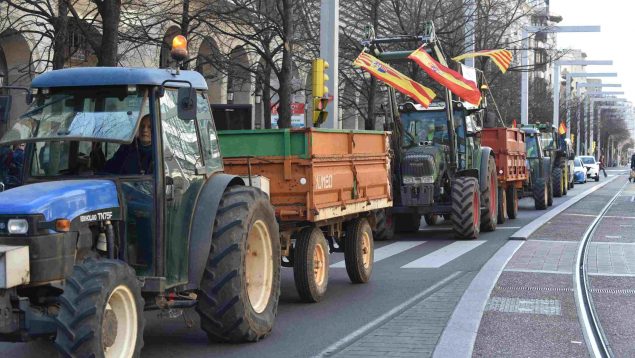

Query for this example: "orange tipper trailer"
[218,128,392,302]
[480,127,527,221]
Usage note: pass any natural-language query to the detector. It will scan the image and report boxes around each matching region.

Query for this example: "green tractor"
[364,22,498,240]
[0,67,280,355]
[519,125,553,210]
[537,123,575,197]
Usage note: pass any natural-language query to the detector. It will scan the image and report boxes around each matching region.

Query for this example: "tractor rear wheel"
[506,186,519,219]
[547,177,554,206]
[293,227,329,303]
[497,186,507,224]
[373,209,394,241]
[451,177,481,239]
[54,259,145,358]
[345,218,374,284]
[552,167,563,197]
[480,157,498,232]
[197,186,280,343]
[533,178,548,210]
[424,214,439,226]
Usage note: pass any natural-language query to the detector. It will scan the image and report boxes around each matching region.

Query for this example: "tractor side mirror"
[177,87,197,120]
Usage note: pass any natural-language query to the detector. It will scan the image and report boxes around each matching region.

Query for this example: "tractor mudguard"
[185,173,245,290]
[457,168,479,179]
[478,147,494,192]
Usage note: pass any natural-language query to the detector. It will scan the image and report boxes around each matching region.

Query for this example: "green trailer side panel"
[218,129,308,158]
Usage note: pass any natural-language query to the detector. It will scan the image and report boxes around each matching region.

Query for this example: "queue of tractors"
[0,28,570,356]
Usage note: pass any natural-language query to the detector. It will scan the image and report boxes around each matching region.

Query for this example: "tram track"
[573,180,628,358]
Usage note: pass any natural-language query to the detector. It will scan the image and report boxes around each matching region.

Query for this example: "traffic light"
[312,58,330,126]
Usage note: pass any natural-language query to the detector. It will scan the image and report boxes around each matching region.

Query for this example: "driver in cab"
[104,114,154,175]
[418,122,435,144]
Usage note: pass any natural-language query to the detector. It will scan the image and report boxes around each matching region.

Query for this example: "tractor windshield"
[540,131,555,150]
[526,135,540,158]
[0,86,148,145]
[400,110,449,147]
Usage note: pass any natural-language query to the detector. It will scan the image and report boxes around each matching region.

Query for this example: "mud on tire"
[196,186,281,343]
[54,258,145,358]
[451,177,480,239]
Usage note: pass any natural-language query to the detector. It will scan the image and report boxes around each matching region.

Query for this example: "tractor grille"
[402,153,435,177]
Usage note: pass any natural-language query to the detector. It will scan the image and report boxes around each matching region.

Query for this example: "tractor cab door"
[159,89,221,287]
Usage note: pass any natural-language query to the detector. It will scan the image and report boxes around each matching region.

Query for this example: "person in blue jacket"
[104,114,154,175]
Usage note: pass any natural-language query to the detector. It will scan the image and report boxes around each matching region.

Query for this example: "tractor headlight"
[8,219,29,234]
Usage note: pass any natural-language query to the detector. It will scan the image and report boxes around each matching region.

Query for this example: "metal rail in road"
[573,181,627,358]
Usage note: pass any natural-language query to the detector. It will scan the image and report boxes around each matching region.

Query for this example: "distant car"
[573,157,587,184]
[579,155,600,182]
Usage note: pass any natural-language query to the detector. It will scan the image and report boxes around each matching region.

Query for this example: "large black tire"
[451,177,481,239]
[197,186,281,343]
[533,178,548,210]
[393,213,421,233]
[552,167,563,197]
[506,186,519,219]
[55,258,145,358]
[344,218,374,284]
[547,177,554,206]
[293,227,329,303]
[424,214,439,226]
[563,165,568,195]
[373,209,394,241]
[480,157,498,232]
[497,186,507,224]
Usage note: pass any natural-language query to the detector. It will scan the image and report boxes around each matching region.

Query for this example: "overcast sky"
[549,0,634,104]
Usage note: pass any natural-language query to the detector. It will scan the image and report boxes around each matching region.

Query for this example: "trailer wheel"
[197,186,280,343]
[54,259,144,358]
[480,157,498,232]
[533,177,548,210]
[345,218,374,284]
[373,209,394,241]
[394,214,421,233]
[547,177,554,206]
[451,177,480,239]
[506,187,519,219]
[424,214,439,226]
[552,167,563,197]
[293,227,329,303]
[497,186,507,224]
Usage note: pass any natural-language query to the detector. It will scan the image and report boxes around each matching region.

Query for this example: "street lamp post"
[521,25,601,125]
[589,96,627,157]
[596,104,627,162]
[565,72,618,138]
[552,60,612,129]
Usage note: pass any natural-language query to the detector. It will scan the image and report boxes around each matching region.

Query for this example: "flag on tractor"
[408,46,481,105]
[558,122,566,135]
[452,49,513,74]
[354,51,436,108]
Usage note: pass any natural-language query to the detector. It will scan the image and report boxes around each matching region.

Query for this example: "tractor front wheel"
[54,259,145,358]
[506,186,519,219]
[497,186,507,224]
[480,157,498,232]
[197,186,280,343]
[451,177,481,239]
[533,178,548,210]
[373,209,394,241]
[552,167,563,197]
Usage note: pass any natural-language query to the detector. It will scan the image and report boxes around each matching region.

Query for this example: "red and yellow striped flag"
[452,49,513,73]
[558,122,566,135]
[408,46,481,106]
[354,51,436,108]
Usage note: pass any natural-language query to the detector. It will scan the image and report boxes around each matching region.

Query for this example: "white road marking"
[330,241,426,268]
[497,226,522,230]
[401,241,486,268]
[316,272,463,358]
[631,195,634,202]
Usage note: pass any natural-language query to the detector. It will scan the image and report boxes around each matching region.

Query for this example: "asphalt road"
[0,178,607,357]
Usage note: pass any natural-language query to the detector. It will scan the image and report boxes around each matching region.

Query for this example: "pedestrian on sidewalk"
[600,155,607,178]
[630,153,635,183]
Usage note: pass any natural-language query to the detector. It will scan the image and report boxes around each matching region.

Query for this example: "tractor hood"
[0,180,119,221]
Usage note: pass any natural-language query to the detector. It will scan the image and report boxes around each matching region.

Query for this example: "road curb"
[509,175,619,240]
[432,240,523,358]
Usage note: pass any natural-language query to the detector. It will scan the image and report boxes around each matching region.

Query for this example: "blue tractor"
[0,66,280,355]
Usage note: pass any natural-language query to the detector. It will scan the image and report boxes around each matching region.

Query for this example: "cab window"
[196,93,222,173]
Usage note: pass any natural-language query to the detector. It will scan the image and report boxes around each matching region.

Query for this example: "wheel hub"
[245,220,273,314]
[102,307,118,349]
[361,232,371,269]
[313,243,326,286]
